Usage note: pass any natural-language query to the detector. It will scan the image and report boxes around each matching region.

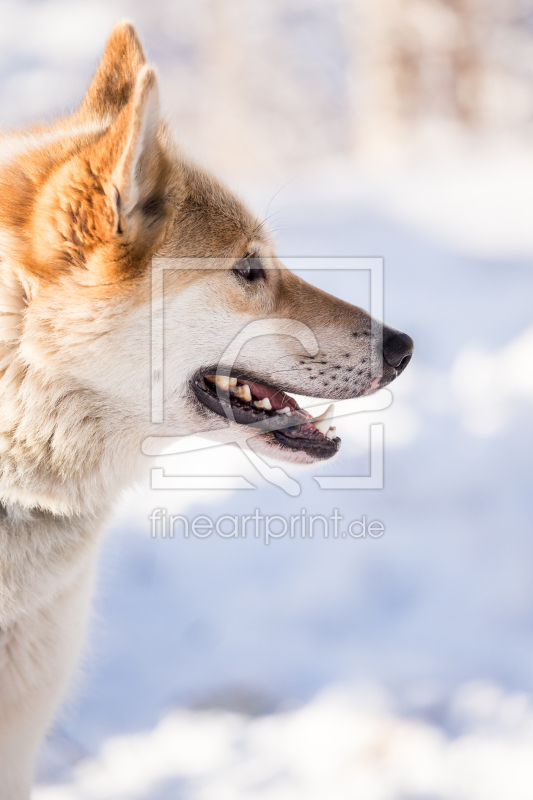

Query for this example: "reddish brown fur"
[0,21,263,298]
[0,26,414,798]
[76,22,147,122]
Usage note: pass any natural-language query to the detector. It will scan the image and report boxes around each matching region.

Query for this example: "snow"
[33,155,533,796]
[0,2,531,796]
[34,684,533,799]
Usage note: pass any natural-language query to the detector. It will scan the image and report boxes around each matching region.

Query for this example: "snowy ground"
[0,2,530,796]
[34,683,533,800]
[30,148,533,798]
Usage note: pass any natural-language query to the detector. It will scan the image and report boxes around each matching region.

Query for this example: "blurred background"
[4,0,533,797]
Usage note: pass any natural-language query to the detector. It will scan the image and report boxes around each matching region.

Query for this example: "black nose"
[382,327,414,372]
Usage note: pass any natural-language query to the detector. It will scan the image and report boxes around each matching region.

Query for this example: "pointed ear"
[77,22,146,120]
[107,66,160,217]
[89,65,171,253]
[30,59,171,283]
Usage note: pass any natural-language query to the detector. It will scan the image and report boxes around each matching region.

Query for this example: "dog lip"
[272,428,340,459]
[192,374,289,431]
[191,373,310,432]
[191,370,341,456]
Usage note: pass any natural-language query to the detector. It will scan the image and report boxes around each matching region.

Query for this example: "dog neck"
[0,347,146,517]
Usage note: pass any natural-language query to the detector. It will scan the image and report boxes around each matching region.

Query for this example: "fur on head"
[0,22,413,516]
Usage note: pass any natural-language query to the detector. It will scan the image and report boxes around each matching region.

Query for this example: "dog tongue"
[238,379,299,411]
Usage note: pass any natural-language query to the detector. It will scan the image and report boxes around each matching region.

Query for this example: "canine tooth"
[313,404,335,435]
[313,403,335,423]
[314,419,330,435]
[326,426,337,440]
[206,374,237,391]
[254,397,272,410]
[233,384,252,402]
[276,406,292,415]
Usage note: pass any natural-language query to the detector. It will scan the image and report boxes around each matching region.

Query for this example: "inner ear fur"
[93,66,164,220]
[86,66,172,276]
[30,65,172,284]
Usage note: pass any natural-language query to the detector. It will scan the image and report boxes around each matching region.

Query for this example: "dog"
[0,23,413,797]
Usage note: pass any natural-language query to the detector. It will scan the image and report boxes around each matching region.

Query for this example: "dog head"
[0,23,413,475]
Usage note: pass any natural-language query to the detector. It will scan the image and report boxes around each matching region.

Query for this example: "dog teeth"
[206,374,237,391]
[313,403,335,423]
[233,384,252,402]
[326,426,337,440]
[313,404,335,435]
[254,397,272,410]
[315,420,330,435]
[276,406,292,415]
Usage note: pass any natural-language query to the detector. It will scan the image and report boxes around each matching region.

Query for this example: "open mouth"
[192,372,341,460]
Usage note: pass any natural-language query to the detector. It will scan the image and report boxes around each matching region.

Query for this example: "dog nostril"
[382,328,414,370]
[396,352,412,372]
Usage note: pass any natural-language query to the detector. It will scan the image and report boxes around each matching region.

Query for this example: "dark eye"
[233,256,265,282]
